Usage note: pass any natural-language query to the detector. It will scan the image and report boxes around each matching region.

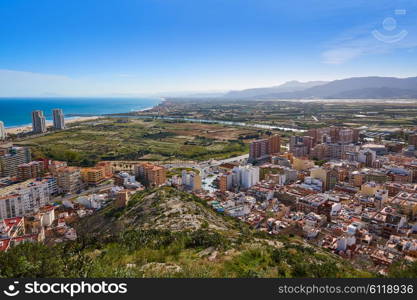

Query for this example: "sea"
[0,97,162,128]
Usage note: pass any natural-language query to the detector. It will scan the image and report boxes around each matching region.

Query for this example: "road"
[53,182,115,202]
[163,154,249,178]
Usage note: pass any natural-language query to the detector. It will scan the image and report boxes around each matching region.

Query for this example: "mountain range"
[224,76,417,99]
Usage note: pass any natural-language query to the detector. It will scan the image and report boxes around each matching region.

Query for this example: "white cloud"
[321,21,417,64]
[322,48,364,64]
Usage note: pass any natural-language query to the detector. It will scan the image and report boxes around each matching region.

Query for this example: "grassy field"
[16,118,265,166]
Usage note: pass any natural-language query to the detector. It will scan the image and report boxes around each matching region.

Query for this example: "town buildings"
[0,145,31,177]
[249,135,281,162]
[308,127,359,145]
[114,172,141,189]
[181,170,202,192]
[233,165,260,189]
[115,190,130,208]
[0,178,54,219]
[17,161,45,180]
[289,136,314,157]
[81,167,106,185]
[135,163,167,187]
[2,119,417,269]
[55,166,84,194]
[310,167,338,191]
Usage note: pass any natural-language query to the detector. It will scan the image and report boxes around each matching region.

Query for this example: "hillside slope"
[3,187,417,277]
[70,187,372,278]
[77,187,238,235]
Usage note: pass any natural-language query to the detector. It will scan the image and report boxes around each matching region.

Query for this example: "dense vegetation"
[0,228,381,278]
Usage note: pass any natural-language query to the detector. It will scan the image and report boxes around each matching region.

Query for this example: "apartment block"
[232,165,260,189]
[0,146,31,178]
[181,170,202,192]
[54,167,84,193]
[0,179,53,219]
[17,161,45,180]
[81,167,106,185]
[249,135,281,162]
[135,163,166,187]
[96,161,113,177]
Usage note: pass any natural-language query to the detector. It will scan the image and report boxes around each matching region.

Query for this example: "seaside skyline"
[1,0,417,97]
[0,98,161,128]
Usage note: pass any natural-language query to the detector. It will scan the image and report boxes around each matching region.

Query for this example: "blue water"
[0,98,161,128]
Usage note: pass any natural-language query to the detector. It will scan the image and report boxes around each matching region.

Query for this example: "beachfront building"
[52,109,65,130]
[32,110,47,133]
[0,121,6,141]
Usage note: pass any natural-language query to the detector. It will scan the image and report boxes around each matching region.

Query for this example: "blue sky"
[0,0,416,96]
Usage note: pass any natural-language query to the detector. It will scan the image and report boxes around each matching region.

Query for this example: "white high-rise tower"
[0,121,6,140]
[32,110,47,133]
[52,109,66,130]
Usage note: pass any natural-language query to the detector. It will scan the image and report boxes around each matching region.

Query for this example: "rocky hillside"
[77,187,239,235]
[68,187,374,278]
[0,187,381,278]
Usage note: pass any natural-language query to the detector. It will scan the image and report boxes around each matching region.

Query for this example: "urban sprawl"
[1,109,417,275]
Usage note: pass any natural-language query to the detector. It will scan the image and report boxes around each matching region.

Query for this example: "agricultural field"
[134,99,417,131]
[16,118,268,166]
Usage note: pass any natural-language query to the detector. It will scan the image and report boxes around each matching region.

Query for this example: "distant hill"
[224,76,417,99]
[225,80,328,98]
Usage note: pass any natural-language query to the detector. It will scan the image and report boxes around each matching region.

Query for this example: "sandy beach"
[5,116,102,135]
